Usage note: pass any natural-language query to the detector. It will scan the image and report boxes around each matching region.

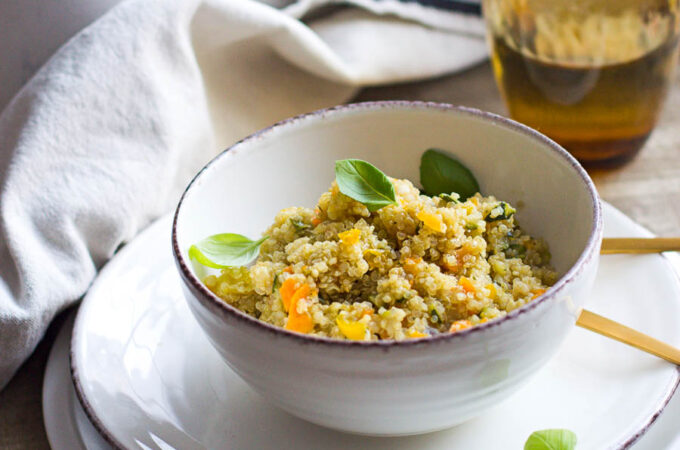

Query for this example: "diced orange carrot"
[286,311,313,334]
[416,211,445,233]
[279,278,298,312]
[449,320,472,333]
[531,288,546,300]
[285,284,314,333]
[361,310,373,318]
[293,283,311,300]
[443,257,460,273]
[459,277,476,294]
[311,209,322,226]
[409,330,428,338]
[445,248,470,273]
[283,266,293,274]
[456,248,470,259]
[403,257,422,275]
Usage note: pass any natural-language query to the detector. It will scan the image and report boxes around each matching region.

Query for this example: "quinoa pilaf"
[199,165,556,341]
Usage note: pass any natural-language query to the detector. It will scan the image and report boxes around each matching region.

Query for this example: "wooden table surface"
[1,60,679,449]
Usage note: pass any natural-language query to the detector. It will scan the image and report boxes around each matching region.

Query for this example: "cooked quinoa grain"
[204,177,556,340]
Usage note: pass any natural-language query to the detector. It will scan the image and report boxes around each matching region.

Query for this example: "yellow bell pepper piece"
[338,229,361,245]
[485,283,497,299]
[459,277,476,294]
[336,316,367,341]
[408,330,428,339]
[450,319,472,333]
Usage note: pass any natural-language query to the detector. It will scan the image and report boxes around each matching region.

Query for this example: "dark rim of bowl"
[171,101,604,349]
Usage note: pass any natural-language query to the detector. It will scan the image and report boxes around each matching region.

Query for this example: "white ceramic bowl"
[172,102,603,436]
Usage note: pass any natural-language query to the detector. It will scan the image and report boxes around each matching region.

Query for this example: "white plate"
[42,308,680,450]
[43,311,112,450]
[66,203,680,450]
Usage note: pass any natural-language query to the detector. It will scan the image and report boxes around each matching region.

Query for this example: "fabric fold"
[0,0,485,389]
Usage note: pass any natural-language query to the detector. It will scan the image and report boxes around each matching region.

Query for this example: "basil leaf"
[524,429,577,450]
[420,149,480,200]
[189,233,268,268]
[335,159,397,212]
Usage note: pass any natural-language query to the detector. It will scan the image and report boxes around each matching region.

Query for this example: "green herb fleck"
[465,222,479,231]
[420,149,480,200]
[428,304,443,324]
[485,202,516,222]
[439,192,461,204]
[524,429,577,450]
[508,243,527,256]
[290,218,311,233]
[480,306,498,319]
[189,233,268,269]
[272,272,280,293]
[335,159,397,211]
[396,291,413,305]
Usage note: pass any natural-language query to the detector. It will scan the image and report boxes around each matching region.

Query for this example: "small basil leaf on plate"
[420,149,480,200]
[524,429,577,450]
[335,159,397,211]
[189,233,268,268]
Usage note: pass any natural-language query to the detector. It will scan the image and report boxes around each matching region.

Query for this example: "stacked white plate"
[44,203,680,449]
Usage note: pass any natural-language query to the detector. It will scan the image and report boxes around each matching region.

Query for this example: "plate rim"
[67,214,176,450]
[69,204,680,450]
[42,311,87,450]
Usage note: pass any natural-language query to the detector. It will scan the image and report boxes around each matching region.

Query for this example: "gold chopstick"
[576,309,680,365]
[601,238,680,254]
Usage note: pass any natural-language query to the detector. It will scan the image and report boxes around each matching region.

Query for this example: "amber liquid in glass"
[490,34,680,166]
